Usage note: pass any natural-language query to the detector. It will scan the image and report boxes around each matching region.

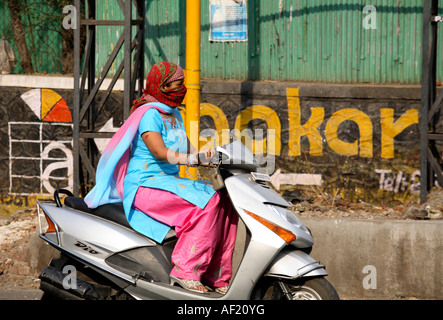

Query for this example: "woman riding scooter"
[84,61,238,294]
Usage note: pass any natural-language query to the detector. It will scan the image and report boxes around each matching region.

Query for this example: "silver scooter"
[36,139,339,300]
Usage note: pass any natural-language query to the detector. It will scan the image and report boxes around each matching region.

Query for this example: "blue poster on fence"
[209,0,247,42]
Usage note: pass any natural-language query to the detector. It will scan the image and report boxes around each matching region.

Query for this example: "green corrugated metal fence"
[0,0,440,84]
[136,0,426,83]
[95,0,186,77]
[200,0,424,83]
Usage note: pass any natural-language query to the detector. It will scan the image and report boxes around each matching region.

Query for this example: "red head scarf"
[131,61,186,113]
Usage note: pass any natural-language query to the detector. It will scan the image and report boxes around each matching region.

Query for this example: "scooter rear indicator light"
[245,210,297,244]
[43,213,57,233]
[37,201,58,235]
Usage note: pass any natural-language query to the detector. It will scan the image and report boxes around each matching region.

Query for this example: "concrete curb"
[303,217,443,300]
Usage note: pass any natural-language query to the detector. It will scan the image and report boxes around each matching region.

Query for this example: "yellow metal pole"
[184,0,201,179]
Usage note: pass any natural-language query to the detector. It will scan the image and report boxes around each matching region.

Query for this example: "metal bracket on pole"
[73,0,144,196]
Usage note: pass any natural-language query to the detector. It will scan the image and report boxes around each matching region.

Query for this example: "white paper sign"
[209,0,248,42]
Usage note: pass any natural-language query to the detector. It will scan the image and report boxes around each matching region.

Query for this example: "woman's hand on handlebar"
[197,149,217,167]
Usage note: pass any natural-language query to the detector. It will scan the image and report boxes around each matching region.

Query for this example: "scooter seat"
[64,197,131,229]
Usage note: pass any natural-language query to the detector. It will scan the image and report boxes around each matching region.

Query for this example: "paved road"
[0,288,43,300]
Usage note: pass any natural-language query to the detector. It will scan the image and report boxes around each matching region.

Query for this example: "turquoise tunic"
[122,103,216,242]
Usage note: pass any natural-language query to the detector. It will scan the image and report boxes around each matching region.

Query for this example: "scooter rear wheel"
[252,276,339,300]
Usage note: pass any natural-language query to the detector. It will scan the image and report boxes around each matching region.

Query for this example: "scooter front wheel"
[252,277,339,300]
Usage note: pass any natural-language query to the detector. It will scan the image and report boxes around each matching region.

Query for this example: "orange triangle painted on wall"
[43,98,72,122]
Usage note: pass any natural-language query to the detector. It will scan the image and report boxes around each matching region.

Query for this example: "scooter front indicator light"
[245,210,297,244]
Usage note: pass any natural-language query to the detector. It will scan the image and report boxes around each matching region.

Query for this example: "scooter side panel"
[264,249,328,279]
[39,202,162,284]
[40,202,155,253]
[225,174,290,208]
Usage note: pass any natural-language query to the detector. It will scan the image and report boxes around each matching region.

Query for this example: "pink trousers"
[132,187,238,287]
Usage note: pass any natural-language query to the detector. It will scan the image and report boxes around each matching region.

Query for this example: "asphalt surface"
[0,288,43,300]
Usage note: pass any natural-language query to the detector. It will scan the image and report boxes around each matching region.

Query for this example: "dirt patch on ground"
[0,208,40,290]
[288,187,443,221]
[0,188,442,292]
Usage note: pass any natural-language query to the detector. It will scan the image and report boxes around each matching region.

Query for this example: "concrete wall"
[304,217,443,300]
[0,75,431,207]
